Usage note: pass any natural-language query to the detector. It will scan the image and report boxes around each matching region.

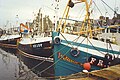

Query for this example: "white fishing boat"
[17,9,53,59]
[0,28,21,49]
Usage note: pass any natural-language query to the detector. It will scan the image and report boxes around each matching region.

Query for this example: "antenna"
[53,0,60,31]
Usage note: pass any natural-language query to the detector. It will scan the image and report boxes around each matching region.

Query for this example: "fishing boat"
[0,27,21,49]
[52,0,120,76]
[17,32,54,77]
[18,34,53,58]
[17,9,53,63]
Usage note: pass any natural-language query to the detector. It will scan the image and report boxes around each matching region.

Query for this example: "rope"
[34,35,85,79]
[60,32,83,48]
[37,35,86,78]
[87,37,106,55]
[93,1,103,16]
[17,32,86,79]
[37,44,72,78]
[18,49,53,62]
[60,32,70,44]
[108,42,116,57]
[101,0,115,13]
[38,45,84,79]
[71,35,81,43]
[37,36,94,79]
[17,40,70,79]
[76,36,87,48]
[60,32,88,51]
[101,1,111,17]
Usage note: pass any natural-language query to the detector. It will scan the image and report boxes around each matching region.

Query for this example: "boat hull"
[18,41,53,57]
[52,31,120,76]
[0,37,20,49]
[16,50,54,77]
[54,43,102,76]
[17,41,54,77]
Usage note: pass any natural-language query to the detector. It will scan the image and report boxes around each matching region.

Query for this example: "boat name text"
[57,52,81,65]
[33,44,42,48]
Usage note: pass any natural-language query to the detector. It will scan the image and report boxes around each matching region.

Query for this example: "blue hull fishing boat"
[52,31,120,76]
[52,0,120,76]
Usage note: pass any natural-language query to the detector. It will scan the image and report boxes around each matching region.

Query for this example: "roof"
[19,36,52,44]
[0,34,21,40]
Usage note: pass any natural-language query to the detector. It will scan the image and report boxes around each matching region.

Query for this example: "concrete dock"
[61,64,120,80]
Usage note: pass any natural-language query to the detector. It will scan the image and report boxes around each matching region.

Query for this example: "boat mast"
[56,0,93,36]
[80,0,92,38]
[54,0,60,31]
[56,0,71,33]
[38,8,42,34]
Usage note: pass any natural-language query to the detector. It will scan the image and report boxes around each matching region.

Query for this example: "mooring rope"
[37,35,86,78]
[17,41,70,79]
[17,32,86,79]
[87,37,106,55]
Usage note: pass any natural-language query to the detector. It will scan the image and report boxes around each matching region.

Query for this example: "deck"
[61,64,120,80]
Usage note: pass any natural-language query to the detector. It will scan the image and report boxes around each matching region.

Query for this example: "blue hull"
[52,31,120,76]
[54,43,101,76]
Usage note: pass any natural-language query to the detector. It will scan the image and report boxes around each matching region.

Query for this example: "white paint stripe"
[62,43,120,58]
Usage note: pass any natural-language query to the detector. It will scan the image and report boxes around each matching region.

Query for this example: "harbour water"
[0,48,18,80]
[0,48,47,80]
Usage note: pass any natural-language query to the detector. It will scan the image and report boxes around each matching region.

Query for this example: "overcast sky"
[0,0,120,29]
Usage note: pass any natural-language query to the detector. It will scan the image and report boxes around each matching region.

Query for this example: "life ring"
[105,53,113,61]
[54,36,61,44]
[70,48,80,57]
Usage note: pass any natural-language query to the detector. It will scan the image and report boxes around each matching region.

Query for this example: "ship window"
[110,28,117,33]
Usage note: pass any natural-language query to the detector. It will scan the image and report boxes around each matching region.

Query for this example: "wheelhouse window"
[110,28,117,33]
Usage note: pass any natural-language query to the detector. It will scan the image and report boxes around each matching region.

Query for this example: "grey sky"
[0,0,120,29]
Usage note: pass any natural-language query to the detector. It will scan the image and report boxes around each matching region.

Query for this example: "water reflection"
[0,48,17,80]
[0,48,45,80]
